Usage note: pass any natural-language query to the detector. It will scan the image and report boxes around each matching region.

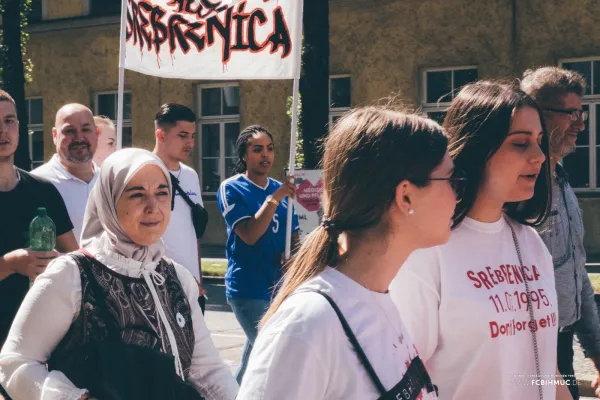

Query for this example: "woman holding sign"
[238,107,462,399]
[390,82,571,400]
[217,125,300,384]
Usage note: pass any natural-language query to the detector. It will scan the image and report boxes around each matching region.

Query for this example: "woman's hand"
[273,176,296,201]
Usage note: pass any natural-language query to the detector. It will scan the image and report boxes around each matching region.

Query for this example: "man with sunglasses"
[522,66,600,399]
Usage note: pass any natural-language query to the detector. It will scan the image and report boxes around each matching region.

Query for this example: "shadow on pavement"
[205,280,232,313]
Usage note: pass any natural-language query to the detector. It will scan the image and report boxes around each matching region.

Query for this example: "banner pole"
[284,0,305,260]
[285,77,300,259]
[116,0,128,150]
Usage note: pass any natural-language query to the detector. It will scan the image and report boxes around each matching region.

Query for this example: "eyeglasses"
[428,167,467,201]
[543,108,588,122]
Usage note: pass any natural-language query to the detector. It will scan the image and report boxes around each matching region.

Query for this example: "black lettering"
[167,0,186,13]
[131,1,142,48]
[126,0,294,66]
[199,0,225,18]
[126,5,134,40]
[150,6,168,53]
[185,0,201,15]
[184,21,206,52]
[138,1,154,51]
[266,7,291,57]
[248,8,268,51]
[207,6,233,63]
[231,2,250,50]
[168,14,190,54]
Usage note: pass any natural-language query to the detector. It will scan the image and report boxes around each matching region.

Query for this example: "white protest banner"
[293,170,324,238]
[122,0,302,80]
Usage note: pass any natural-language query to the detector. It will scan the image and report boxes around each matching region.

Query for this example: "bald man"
[32,103,101,242]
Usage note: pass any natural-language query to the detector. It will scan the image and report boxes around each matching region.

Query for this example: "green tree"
[0,0,34,170]
[299,0,329,169]
[287,93,303,169]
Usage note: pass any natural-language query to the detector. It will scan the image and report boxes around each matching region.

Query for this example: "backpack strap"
[297,289,387,395]
[170,173,197,211]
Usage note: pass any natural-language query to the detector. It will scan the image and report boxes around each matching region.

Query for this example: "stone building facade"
[23,0,600,256]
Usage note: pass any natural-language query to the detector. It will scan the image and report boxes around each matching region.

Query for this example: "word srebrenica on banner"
[124,0,302,79]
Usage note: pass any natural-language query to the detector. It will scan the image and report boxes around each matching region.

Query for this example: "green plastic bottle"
[29,207,56,252]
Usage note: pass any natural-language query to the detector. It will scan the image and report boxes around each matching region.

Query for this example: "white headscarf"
[81,148,172,264]
[80,148,187,379]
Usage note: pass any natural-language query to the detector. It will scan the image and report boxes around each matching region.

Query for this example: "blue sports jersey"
[217,174,300,300]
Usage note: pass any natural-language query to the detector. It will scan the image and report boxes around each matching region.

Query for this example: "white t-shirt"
[390,216,559,400]
[31,155,99,242]
[163,163,204,280]
[238,267,438,400]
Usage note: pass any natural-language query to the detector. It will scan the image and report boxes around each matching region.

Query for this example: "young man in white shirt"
[153,103,207,305]
[31,104,100,242]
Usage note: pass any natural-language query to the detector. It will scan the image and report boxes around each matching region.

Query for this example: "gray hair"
[520,66,586,105]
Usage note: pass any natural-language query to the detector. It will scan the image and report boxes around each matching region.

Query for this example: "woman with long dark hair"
[391,81,571,400]
[217,125,299,384]
[237,107,462,399]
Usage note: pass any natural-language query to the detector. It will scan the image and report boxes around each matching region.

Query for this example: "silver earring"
[408,209,414,215]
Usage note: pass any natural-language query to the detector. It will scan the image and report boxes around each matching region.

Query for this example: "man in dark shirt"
[0,89,78,353]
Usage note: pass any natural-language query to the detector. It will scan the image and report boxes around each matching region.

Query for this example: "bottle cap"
[37,207,47,216]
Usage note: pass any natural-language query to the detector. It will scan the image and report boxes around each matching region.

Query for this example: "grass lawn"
[202,259,227,277]
[198,265,600,288]
[590,274,600,293]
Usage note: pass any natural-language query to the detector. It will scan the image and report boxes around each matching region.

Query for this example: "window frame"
[85,0,121,17]
[559,57,600,192]
[29,0,48,22]
[197,82,241,196]
[421,65,478,121]
[26,97,44,169]
[329,74,351,127]
[93,90,133,148]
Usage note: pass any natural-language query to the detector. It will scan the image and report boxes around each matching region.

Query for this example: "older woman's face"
[116,164,171,246]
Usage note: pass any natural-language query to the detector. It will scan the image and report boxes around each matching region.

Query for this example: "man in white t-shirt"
[32,104,100,242]
[153,103,206,304]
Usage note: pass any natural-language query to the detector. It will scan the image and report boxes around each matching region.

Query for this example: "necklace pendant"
[398,333,404,344]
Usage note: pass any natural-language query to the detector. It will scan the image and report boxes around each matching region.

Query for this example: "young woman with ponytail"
[237,107,463,399]
[216,125,299,385]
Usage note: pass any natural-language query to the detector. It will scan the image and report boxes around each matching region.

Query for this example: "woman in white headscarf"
[0,148,238,400]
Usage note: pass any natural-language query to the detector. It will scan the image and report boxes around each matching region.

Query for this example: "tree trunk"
[299,0,329,169]
[2,0,30,170]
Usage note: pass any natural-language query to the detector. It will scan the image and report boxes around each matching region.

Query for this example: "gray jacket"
[536,165,600,357]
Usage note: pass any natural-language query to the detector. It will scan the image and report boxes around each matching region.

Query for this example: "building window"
[89,0,121,16]
[560,58,600,190]
[329,75,351,127]
[93,91,132,148]
[29,0,43,22]
[422,66,478,124]
[27,98,44,169]
[198,84,240,195]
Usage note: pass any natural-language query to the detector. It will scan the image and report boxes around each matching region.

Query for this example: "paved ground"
[203,279,244,373]
[575,337,599,398]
